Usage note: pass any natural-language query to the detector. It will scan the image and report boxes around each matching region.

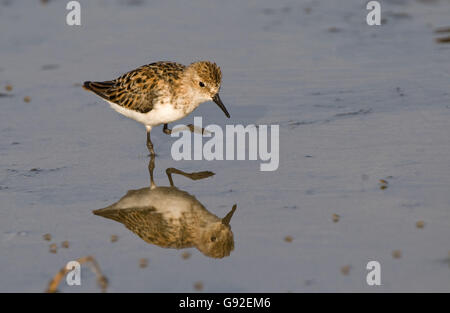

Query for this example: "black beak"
[212,94,230,118]
[222,204,237,226]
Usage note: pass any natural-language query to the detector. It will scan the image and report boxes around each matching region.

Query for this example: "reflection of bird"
[83,61,230,155]
[93,157,236,258]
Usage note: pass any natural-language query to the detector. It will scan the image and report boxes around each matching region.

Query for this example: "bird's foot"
[163,124,172,135]
[187,124,207,135]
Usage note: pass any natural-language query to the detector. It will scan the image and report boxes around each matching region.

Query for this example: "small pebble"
[193,281,204,291]
[416,221,425,229]
[49,243,58,254]
[181,251,191,260]
[61,241,69,248]
[332,214,340,223]
[284,236,293,243]
[392,250,402,259]
[340,265,351,276]
[43,233,52,241]
[139,258,148,268]
[23,96,31,103]
[110,235,118,243]
[379,179,388,190]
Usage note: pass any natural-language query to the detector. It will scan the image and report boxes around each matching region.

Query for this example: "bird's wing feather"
[93,206,185,248]
[83,61,186,113]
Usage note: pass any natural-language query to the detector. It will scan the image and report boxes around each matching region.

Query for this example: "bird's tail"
[92,206,121,222]
[82,81,115,99]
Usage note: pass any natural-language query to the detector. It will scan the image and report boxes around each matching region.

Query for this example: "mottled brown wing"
[83,62,185,113]
[93,206,184,248]
[83,73,155,113]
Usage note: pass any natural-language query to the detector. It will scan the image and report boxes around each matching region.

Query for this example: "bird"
[93,157,237,258]
[83,61,230,155]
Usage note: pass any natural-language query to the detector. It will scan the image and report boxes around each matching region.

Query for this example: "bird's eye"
[199,82,205,87]
[210,236,216,242]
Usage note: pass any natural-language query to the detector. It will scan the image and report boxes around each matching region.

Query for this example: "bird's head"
[185,61,230,118]
[196,204,237,258]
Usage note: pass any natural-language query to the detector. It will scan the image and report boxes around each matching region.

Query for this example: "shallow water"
[0,0,450,292]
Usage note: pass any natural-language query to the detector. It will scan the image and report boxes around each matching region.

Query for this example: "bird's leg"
[148,153,156,189]
[146,128,155,156]
[163,124,172,135]
[165,168,215,187]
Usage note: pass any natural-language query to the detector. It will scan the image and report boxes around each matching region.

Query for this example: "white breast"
[106,100,190,127]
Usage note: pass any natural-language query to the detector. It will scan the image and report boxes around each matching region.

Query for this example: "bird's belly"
[150,103,188,125]
[139,187,197,219]
[107,101,188,127]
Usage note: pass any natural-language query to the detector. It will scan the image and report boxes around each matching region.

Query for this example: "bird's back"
[83,61,186,113]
